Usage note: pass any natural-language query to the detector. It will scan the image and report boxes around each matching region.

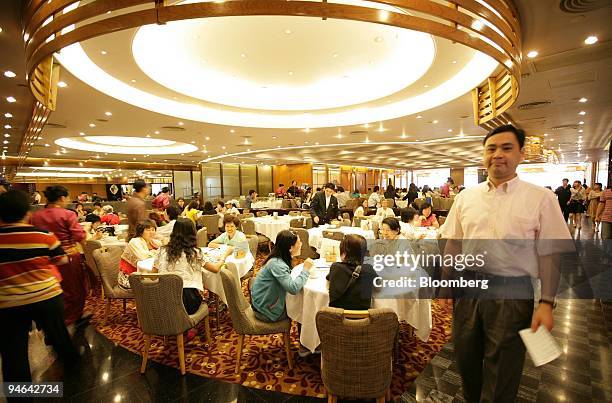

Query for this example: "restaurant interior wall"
[413,168,451,189]
[200,163,273,199]
[272,163,313,190]
[201,163,222,200]
[450,168,465,187]
[31,183,108,202]
[516,163,586,188]
[173,170,194,199]
[312,165,327,191]
[192,171,201,196]
[222,164,241,198]
[596,157,609,186]
[240,165,257,195]
[257,165,273,196]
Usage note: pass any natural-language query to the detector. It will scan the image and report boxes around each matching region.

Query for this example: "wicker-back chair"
[316,307,398,402]
[256,211,268,217]
[384,198,395,208]
[288,211,300,216]
[93,246,133,323]
[129,274,210,375]
[196,227,208,248]
[323,231,344,242]
[198,215,221,238]
[293,228,317,259]
[219,269,293,373]
[289,218,304,228]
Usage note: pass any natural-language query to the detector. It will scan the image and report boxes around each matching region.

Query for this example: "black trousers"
[0,295,79,383]
[182,288,202,315]
[453,298,533,403]
[559,201,570,223]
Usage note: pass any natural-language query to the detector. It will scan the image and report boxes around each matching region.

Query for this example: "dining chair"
[93,246,134,324]
[219,269,293,374]
[196,227,208,248]
[129,273,210,375]
[83,239,103,297]
[323,231,344,241]
[316,307,398,403]
[293,228,317,259]
[198,215,221,239]
[255,211,268,217]
[289,218,304,228]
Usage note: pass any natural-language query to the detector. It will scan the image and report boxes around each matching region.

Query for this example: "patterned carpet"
[88,250,452,399]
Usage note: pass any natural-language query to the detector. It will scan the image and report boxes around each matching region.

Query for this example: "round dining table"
[307,224,375,252]
[285,258,433,352]
[247,215,305,243]
[137,245,254,304]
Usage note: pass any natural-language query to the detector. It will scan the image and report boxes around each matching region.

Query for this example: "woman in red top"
[30,185,89,326]
[419,202,440,228]
[100,205,120,225]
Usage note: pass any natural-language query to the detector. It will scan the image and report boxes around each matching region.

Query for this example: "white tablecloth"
[248,215,301,243]
[99,236,126,247]
[395,200,408,209]
[251,200,283,209]
[285,259,432,352]
[136,246,254,304]
[307,225,375,252]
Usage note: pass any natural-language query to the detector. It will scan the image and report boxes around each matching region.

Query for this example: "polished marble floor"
[2,219,610,402]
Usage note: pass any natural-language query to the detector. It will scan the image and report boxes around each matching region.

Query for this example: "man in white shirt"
[368,186,382,208]
[440,125,572,403]
[375,199,395,219]
[335,186,351,208]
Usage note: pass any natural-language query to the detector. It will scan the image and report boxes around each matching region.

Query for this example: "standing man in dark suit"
[310,183,342,226]
[555,178,571,223]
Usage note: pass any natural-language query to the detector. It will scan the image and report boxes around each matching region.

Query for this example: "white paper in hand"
[519,326,562,367]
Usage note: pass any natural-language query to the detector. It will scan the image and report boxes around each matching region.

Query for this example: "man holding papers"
[439,125,573,403]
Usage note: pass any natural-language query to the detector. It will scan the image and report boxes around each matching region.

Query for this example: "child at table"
[154,218,233,340]
[327,234,377,310]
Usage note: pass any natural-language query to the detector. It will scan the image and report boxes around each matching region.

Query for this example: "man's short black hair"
[373,185,380,192]
[133,179,147,192]
[161,187,169,193]
[324,183,335,190]
[166,205,180,220]
[85,213,101,223]
[562,178,569,182]
[249,189,256,196]
[0,190,30,223]
[482,124,525,148]
[93,202,102,207]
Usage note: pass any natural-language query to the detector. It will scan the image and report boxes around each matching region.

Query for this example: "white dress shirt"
[325,195,331,210]
[440,176,572,277]
[376,207,395,219]
[368,192,382,208]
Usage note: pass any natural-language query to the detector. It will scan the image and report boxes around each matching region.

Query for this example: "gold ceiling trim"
[23,0,522,115]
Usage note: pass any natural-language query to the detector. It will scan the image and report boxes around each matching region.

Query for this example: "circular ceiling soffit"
[55,136,198,155]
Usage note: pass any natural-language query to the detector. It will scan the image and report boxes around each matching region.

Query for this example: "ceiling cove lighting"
[6,97,16,103]
[55,17,498,128]
[4,71,16,78]
[57,81,68,88]
[578,97,587,103]
[55,136,198,155]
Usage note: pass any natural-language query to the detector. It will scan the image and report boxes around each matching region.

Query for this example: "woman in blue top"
[208,215,248,250]
[251,230,313,322]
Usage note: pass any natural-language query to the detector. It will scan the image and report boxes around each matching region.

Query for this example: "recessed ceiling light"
[230,129,235,133]
[4,125,10,129]
[423,84,429,88]
[288,71,294,76]
[104,111,112,116]
[146,134,151,138]
[374,36,383,43]
[584,35,598,45]
[221,146,226,149]
[526,50,538,58]
[178,121,184,126]
[79,132,85,136]
[416,115,422,119]
[4,71,16,78]
[471,19,484,30]
[89,123,96,127]
[578,97,587,103]
[101,50,107,55]
[578,129,583,133]
[240,53,247,58]
[315,142,319,145]
[57,81,67,88]
[432,120,439,124]
[205,136,210,140]
[451,60,457,64]
[332,53,339,58]
[44,143,49,147]
[578,111,586,115]
[130,79,136,83]
[3,134,9,138]
[578,121,584,125]
[284,29,292,34]
[6,97,16,103]
[447,129,453,132]
[4,113,12,118]
[154,130,160,134]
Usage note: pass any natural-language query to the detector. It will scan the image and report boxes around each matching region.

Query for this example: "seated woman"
[370,217,408,256]
[100,205,120,225]
[208,215,248,251]
[183,200,202,225]
[224,201,240,216]
[215,201,226,229]
[92,202,104,217]
[375,199,395,219]
[154,218,232,340]
[201,201,217,215]
[419,202,439,228]
[118,220,160,289]
[399,207,425,239]
[85,213,104,241]
[327,234,377,310]
[75,203,86,222]
[176,197,186,214]
[250,230,313,322]
[351,188,361,198]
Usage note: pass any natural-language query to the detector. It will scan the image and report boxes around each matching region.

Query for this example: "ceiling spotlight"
[4,71,16,78]
[88,123,96,127]
[240,53,247,58]
[205,136,210,140]
[584,35,598,45]
[221,146,226,149]
[416,115,422,119]
[578,111,586,115]
[100,50,107,55]
[79,132,85,136]
[57,81,68,88]
[578,121,584,125]
[146,134,151,138]
[130,79,136,83]
[284,29,292,34]
[432,120,439,124]
[471,19,484,30]
[4,113,12,118]
[526,50,538,58]
[374,36,383,43]
[451,60,457,64]
[578,97,587,103]
[154,130,160,134]
[543,133,548,136]
[4,134,9,138]
[6,96,16,103]
[447,129,453,132]
[178,121,184,126]
[578,129,583,133]
[230,129,235,133]
[104,111,112,116]
[45,143,49,147]
[4,125,10,129]
[3,140,8,144]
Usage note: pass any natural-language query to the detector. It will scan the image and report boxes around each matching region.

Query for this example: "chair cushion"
[240,307,291,335]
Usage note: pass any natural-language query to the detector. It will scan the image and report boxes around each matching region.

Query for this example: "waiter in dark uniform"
[555,178,572,223]
[309,183,341,226]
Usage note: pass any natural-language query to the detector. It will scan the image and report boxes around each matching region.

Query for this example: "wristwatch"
[538,298,556,309]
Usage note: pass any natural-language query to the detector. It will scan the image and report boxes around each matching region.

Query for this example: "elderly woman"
[118,220,160,289]
[208,215,248,250]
